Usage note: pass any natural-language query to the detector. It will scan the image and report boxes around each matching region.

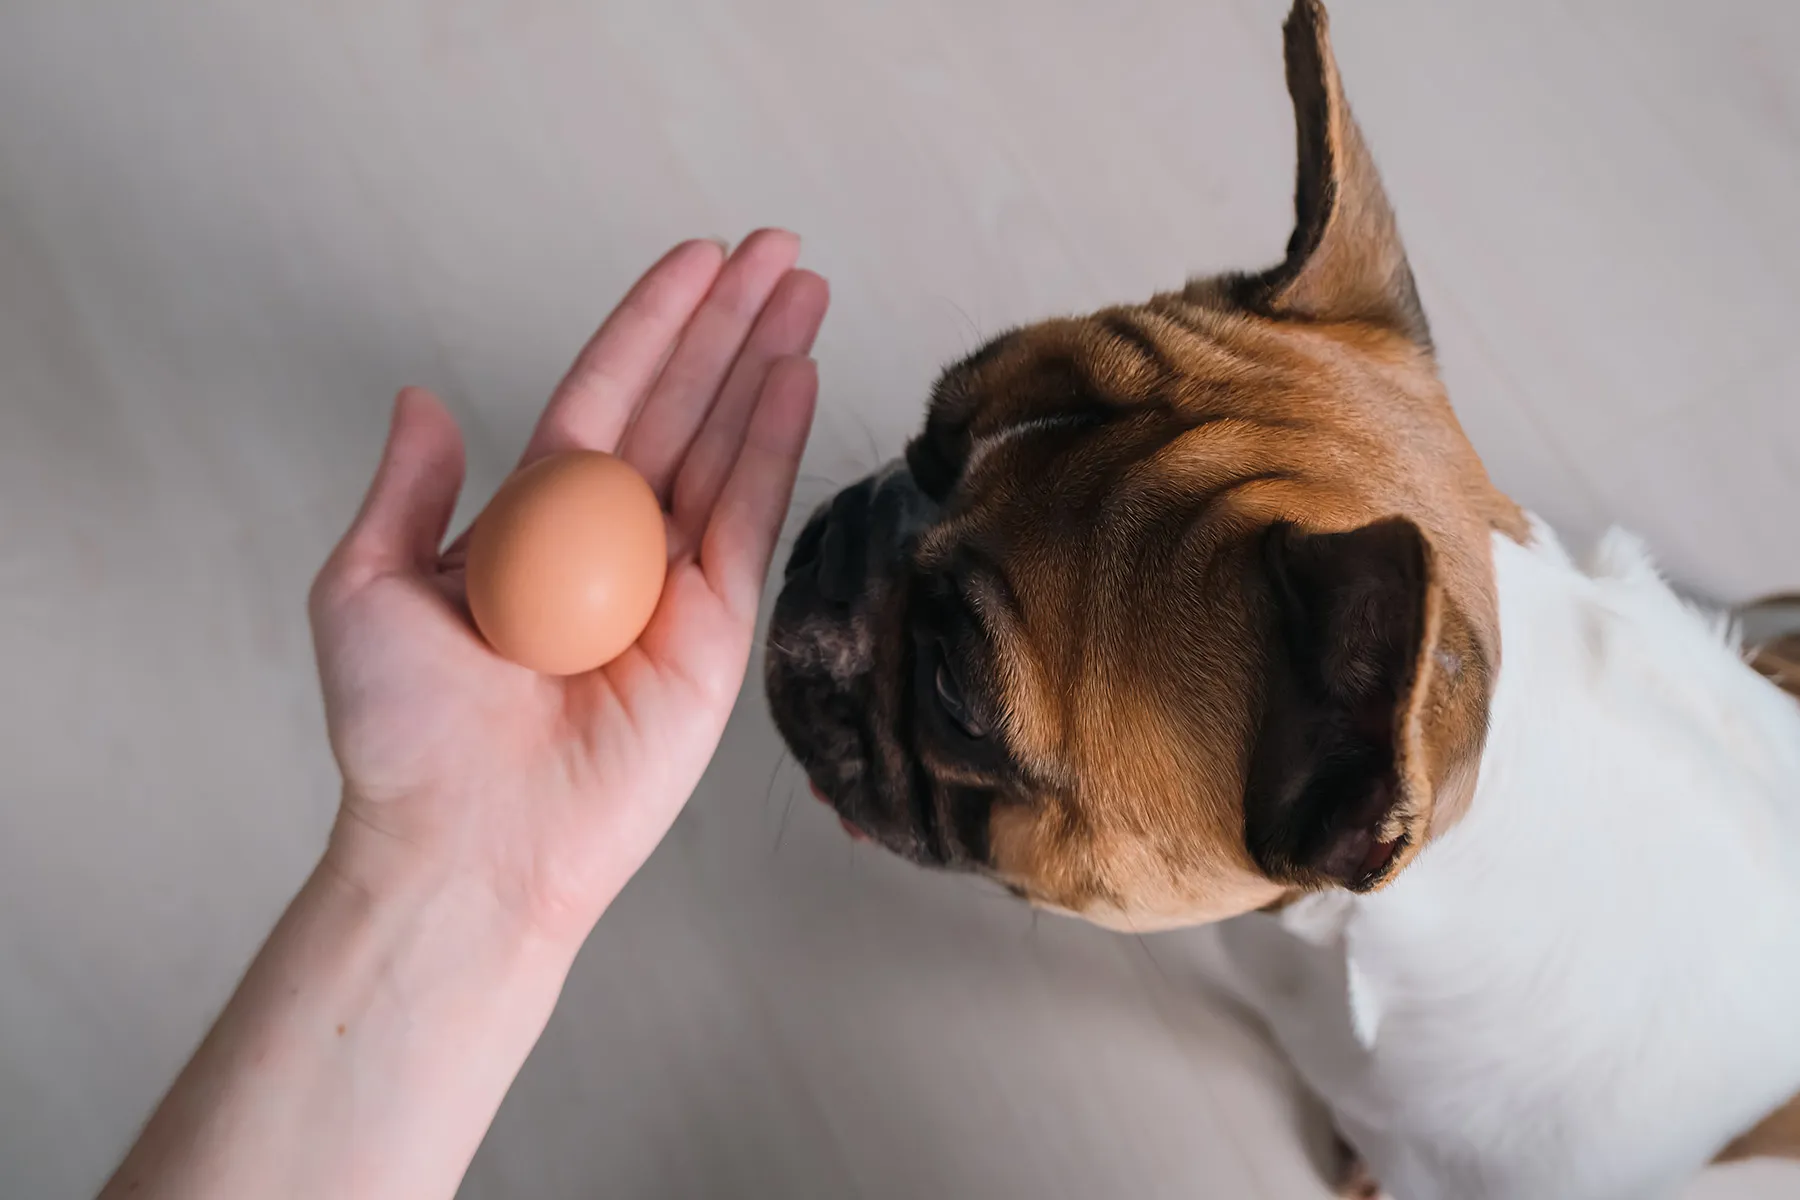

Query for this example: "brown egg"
[466,450,667,675]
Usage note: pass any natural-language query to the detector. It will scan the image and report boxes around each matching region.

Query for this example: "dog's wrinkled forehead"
[906,316,1187,509]
[901,305,1322,611]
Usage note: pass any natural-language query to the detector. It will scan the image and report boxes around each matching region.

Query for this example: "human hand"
[308,231,828,945]
[101,233,826,1200]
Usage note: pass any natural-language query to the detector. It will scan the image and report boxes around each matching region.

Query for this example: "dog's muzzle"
[764,461,945,860]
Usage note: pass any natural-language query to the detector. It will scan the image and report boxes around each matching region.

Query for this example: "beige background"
[3,1,1799,1196]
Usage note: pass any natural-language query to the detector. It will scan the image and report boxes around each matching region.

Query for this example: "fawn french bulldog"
[765,3,1800,1195]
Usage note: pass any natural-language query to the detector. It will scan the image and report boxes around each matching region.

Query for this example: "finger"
[619,228,801,498]
[670,269,829,537]
[319,388,466,597]
[518,238,727,466]
[700,355,819,619]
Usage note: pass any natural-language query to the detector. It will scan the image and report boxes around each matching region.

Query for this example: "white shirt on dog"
[1220,522,1800,1200]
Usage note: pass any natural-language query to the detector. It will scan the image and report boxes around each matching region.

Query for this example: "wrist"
[311,824,580,989]
[321,795,606,959]
[287,844,578,1196]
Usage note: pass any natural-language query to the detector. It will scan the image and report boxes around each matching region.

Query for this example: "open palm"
[308,233,827,937]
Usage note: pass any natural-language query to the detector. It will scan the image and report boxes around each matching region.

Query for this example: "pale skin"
[100,231,830,1200]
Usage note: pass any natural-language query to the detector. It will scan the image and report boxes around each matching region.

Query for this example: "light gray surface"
[3,2,1798,1196]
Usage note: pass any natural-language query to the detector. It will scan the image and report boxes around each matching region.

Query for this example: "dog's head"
[766,0,1525,931]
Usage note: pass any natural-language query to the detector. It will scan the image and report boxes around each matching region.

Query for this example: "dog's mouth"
[765,462,973,866]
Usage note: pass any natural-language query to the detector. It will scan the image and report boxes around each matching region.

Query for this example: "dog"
[763,2,1800,1196]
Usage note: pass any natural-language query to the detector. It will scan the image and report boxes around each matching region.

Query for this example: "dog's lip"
[809,781,872,842]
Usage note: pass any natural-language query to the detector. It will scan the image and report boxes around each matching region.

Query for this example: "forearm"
[102,837,577,1200]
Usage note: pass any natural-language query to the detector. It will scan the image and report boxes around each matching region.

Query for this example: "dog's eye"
[934,660,987,739]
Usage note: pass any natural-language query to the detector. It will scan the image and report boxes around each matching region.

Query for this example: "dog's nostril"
[785,513,828,580]
[788,482,874,602]
[817,520,859,603]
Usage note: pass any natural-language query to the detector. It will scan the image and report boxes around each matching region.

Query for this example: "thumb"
[325,388,466,590]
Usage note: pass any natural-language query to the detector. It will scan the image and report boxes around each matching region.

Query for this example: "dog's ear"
[1226,0,1429,349]
[1244,517,1439,892]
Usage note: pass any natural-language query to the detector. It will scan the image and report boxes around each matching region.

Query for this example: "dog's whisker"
[765,635,804,659]
[1133,933,1173,989]
[938,294,985,356]
[772,780,801,855]
[851,412,883,475]
[761,748,791,809]
[765,751,799,854]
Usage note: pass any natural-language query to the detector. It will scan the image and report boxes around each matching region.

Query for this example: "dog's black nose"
[780,464,939,610]
[784,507,829,582]
[786,478,874,604]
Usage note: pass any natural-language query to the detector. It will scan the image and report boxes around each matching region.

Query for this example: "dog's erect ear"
[1228,0,1429,349]
[1244,517,1438,892]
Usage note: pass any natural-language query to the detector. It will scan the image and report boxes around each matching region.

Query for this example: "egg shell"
[465,450,667,675]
